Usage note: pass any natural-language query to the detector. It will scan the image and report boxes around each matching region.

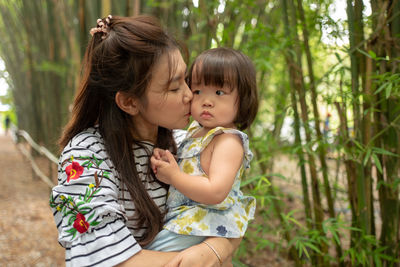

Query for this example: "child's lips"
[200,111,212,118]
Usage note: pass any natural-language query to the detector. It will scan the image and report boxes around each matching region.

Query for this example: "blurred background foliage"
[0,0,399,266]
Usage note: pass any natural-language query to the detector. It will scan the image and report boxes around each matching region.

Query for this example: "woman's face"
[133,49,192,141]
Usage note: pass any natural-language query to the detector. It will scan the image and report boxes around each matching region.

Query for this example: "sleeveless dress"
[163,121,256,238]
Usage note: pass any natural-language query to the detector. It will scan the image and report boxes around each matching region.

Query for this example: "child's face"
[190,82,238,130]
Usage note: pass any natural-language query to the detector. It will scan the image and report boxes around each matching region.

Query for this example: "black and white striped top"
[50,127,171,266]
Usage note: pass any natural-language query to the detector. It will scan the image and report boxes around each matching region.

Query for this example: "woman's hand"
[164,242,227,267]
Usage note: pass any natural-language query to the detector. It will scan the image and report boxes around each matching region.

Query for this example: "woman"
[49,15,239,266]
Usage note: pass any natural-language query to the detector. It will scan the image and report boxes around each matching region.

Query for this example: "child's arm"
[151,134,244,205]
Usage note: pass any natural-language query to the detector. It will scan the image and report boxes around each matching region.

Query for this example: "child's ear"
[115,91,140,115]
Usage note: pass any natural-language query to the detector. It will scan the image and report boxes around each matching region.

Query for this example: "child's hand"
[150,149,180,185]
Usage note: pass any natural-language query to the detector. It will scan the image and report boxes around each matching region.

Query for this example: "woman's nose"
[183,82,193,104]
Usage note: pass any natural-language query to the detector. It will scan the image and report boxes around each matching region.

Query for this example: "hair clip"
[90,15,112,39]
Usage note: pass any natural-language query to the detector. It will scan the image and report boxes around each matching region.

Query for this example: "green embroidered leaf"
[68,215,76,225]
[66,228,77,234]
[88,162,93,169]
[87,212,95,221]
[90,221,100,226]
[82,160,90,167]
[76,201,85,207]
[64,210,76,217]
[84,188,89,201]
[77,156,91,160]
[103,171,110,179]
[97,159,104,166]
[78,207,92,214]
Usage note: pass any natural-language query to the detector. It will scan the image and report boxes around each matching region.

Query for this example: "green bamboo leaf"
[374,83,387,95]
[363,148,372,166]
[368,50,377,59]
[372,147,399,157]
[385,83,392,99]
[304,242,321,254]
[356,48,373,59]
[372,153,383,174]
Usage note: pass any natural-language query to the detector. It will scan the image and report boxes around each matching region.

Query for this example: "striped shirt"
[50,127,169,266]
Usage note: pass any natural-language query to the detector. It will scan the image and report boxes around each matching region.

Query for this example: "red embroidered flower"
[73,213,90,233]
[66,161,84,182]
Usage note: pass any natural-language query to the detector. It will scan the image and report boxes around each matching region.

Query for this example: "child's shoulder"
[210,131,244,151]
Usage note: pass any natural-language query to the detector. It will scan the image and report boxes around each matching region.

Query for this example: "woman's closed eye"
[169,87,180,92]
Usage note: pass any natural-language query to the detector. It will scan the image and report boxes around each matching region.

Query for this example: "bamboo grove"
[0,0,399,266]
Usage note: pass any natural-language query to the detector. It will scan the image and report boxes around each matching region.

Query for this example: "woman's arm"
[115,249,177,267]
[151,134,244,205]
[117,237,241,267]
[165,237,242,267]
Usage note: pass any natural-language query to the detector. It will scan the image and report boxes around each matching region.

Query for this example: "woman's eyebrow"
[172,67,187,82]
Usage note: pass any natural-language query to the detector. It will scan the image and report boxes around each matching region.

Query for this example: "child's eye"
[193,90,201,95]
[216,90,225,96]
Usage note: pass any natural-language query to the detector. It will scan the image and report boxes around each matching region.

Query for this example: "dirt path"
[0,134,64,266]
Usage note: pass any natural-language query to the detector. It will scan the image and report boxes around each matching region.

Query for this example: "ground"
[0,133,64,266]
[0,132,289,266]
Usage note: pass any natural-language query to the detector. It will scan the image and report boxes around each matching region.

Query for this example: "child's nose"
[202,98,213,107]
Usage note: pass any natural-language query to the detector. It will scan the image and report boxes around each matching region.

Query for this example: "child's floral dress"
[163,121,256,238]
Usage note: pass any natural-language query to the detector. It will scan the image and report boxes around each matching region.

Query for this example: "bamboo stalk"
[295,0,343,263]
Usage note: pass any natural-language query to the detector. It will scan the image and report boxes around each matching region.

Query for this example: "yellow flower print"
[182,161,194,174]
[89,184,95,188]
[236,220,244,231]
[193,209,207,222]
[199,223,209,231]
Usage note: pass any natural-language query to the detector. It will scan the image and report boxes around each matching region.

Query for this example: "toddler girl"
[147,47,259,254]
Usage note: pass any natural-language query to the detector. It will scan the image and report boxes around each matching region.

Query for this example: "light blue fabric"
[145,229,205,251]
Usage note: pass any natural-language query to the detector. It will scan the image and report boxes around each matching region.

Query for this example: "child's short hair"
[187,47,258,130]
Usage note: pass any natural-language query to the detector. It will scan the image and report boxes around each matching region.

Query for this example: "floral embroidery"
[73,213,90,233]
[66,161,84,182]
[50,154,111,239]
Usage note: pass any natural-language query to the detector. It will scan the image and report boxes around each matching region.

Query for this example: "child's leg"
[145,229,206,252]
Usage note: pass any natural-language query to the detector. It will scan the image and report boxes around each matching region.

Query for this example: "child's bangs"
[192,56,237,91]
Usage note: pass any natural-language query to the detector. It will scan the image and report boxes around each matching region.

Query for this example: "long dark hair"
[60,15,178,245]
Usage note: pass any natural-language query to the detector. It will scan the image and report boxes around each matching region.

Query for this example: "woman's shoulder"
[60,126,107,158]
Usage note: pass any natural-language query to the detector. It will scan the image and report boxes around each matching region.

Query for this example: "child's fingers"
[153,148,162,160]
[150,156,160,173]
[165,150,176,163]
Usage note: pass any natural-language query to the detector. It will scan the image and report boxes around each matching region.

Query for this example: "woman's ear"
[115,91,140,115]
